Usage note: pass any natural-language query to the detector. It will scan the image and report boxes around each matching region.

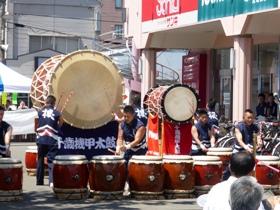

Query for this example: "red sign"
[147,114,160,156]
[142,0,197,22]
[182,54,207,107]
[162,120,192,155]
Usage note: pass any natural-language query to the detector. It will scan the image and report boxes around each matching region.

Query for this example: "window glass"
[115,0,122,9]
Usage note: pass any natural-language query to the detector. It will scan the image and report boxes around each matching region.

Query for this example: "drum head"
[49,50,124,129]
[207,148,233,152]
[91,155,124,161]
[0,158,22,164]
[162,84,199,124]
[54,155,87,161]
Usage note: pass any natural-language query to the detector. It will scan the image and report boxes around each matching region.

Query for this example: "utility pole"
[0,0,6,63]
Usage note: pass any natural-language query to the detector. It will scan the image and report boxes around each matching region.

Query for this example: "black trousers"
[36,143,58,185]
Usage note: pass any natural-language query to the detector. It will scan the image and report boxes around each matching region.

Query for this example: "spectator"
[17,100,28,110]
[5,99,12,111]
[267,93,277,119]
[256,93,267,117]
[230,176,263,210]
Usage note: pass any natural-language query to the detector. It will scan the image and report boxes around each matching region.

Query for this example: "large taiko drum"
[207,148,232,172]
[143,84,199,124]
[89,155,126,199]
[256,156,280,191]
[0,158,23,201]
[192,156,222,195]
[163,155,195,198]
[25,146,48,176]
[53,155,89,200]
[31,50,124,129]
[128,156,165,199]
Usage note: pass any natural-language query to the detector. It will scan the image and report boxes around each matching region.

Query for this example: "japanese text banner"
[58,121,119,160]
[147,114,159,156]
[162,120,192,155]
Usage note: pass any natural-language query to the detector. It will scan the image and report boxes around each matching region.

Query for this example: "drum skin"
[163,156,194,191]
[53,155,88,189]
[207,148,232,172]
[192,156,222,187]
[129,156,165,193]
[256,156,280,186]
[0,158,23,191]
[89,156,126,192]
[143,84,199,124]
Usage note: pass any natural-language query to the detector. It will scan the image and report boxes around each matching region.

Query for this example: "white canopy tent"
[0,62,31,93]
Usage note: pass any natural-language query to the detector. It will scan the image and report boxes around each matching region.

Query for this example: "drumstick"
[55,91,64,109]
[60,91,73,113]
[108,148,116,155]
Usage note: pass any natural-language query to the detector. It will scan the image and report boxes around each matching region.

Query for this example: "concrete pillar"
[232,35,253,122]
[141,49,156,99]
[131,39,140,82]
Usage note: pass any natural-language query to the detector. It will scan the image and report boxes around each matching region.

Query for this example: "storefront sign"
[142,0,198,32]
[182,54,207,107]
[198,0,278,21]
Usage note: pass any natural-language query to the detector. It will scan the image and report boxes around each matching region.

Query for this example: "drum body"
[53,155,89,200]
[163,155,194,195]
[31,50,124,129]
[207,148,232,172]
[89,156,126,199]
[143,84,199,124]
[0,158,23,201]
[128,156,165,197]
[256,156,280,190]
[192,156,222,195]
[25,146,48,176]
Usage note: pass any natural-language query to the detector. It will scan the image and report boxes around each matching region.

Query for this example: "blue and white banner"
[58,121,119,160]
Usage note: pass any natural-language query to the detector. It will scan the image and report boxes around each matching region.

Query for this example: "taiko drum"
[53,155,89,200]
[25,145,48,176]
[192,156,222,189]
[256,155,280,189]
[128,156,165,195]
[89,155,126,196]
[207,148,232,172]
[163,155,195,193]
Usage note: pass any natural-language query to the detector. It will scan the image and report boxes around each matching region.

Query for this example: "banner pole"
[160,117,164,157]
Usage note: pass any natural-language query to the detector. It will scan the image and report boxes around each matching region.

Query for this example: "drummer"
[206,98,219,140]
[36,95,63,187]
[222,109,263,181]
[190,109,215,156]
[0,106,13,157]
[115,105,147,167]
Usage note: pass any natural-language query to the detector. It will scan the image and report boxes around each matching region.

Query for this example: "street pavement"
[1,142,202,210]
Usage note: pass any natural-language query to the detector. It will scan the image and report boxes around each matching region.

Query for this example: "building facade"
[125,0,280,121]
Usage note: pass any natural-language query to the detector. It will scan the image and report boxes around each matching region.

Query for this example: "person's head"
[198,109,208,124]
[207,98,216,110]
[45,95,56,106]
[258,93,265,105]
[243,109,254,126]
[20,100,26,107]
[0,106,5,122]
[229,151,255,177]
[268,93,274,104]
[123,105,135,124]
[230,176,263,210]
[131,94,141,106]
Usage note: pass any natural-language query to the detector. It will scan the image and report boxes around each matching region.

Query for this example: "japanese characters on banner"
[141,0,198,33]
[162,120,192,155]
[58,121,119,160]
[147,114,159,156]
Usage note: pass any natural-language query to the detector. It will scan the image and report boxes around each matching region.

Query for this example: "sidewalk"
[1,142,202,210]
